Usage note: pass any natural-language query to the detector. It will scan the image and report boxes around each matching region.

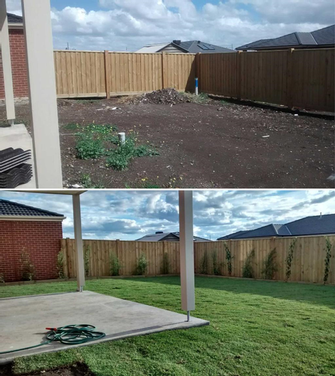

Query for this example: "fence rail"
[60,235,335,284]
[53,48,334,112]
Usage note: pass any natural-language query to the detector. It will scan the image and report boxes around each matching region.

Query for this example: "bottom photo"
[0,189,334,376]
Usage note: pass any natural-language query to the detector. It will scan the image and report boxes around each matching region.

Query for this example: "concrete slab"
[0,291,209,364]
[0,123,36,188]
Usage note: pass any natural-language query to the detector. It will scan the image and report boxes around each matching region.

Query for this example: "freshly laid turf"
[1,277,334,376]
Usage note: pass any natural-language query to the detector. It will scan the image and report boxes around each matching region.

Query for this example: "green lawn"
[1,277,335,376]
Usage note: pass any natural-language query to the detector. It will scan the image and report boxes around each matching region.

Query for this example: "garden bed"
[1,93,334,188]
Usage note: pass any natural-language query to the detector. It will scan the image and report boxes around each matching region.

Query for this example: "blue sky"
[1,190,334,240]
[7,0,334,51]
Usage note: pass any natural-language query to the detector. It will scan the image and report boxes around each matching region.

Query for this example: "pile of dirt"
[132,88,187,105]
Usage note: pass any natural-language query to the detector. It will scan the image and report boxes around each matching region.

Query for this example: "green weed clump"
[135,254,148,275]
[74,123,159,171]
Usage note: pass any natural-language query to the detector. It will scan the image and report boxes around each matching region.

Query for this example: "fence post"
[195,53,201,93]
[286,48,294,109]
[236,51,242,100]
[161,52,166,89]
[104,50,110,99]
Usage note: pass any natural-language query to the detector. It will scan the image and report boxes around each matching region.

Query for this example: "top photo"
[0,0,334,189]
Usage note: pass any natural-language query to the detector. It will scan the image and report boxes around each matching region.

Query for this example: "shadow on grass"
[118,276,335,309]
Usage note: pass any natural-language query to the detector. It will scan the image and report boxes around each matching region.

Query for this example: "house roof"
[136,43,170,53]
[173,40,233,54]
[136,231,211,242]
[7,13,23,24]
[236,24,335,51]
[136,40,234,54]
[0,199,64,219]
[218,214,335,240]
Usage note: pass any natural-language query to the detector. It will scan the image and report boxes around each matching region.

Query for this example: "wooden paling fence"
[54,50,196,98]
[199,49,334,112]
[54,48,334,112]
[60,235,335,284]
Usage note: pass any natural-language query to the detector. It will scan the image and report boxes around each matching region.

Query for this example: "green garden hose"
[0,324,106,355]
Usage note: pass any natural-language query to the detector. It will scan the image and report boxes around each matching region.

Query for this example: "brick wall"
[0,220,63,282]
[0,28,29,99]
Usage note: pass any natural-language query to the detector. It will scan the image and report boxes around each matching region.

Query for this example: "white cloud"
[5,0,334,50]
[1,190,335,241]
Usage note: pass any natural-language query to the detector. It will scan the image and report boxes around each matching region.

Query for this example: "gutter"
[0,215,66,222]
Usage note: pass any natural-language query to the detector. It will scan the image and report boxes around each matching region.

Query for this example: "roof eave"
[0,215,66,222]
[8,23,24,29]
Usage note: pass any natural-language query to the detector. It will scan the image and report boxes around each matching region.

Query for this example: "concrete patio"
[0,291,209,364]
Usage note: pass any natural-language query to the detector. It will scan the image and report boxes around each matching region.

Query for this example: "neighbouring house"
[0,199,65,282]
[136,40,234,54]
[136,231,211,242]
[218,214,335,240]
[236,24,335,51]
[0,13,29,99]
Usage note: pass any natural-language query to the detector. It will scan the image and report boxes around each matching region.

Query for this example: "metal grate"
[0,148,32,188]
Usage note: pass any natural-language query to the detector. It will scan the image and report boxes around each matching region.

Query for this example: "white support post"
[179,190,195,320]
[72,194,85,292]
[0,0,15,123]
[21,0,62,188]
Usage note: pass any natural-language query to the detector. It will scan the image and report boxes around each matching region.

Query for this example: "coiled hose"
[0,324,106,355]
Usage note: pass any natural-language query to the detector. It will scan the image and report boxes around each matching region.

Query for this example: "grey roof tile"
[0,199,64,217]
[7,13,23,23]
[218,214,335,240]
[236,24,335,50]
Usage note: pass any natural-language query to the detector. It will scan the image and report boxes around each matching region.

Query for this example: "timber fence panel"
[54,51,106,98]
[60,236,335,283]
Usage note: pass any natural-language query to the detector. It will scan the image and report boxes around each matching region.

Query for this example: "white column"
[0,1,15,123]
[21,0,62,188]
[72,194,85,292]
[179,190,195,321]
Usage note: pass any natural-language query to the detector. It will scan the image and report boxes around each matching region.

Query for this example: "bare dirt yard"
[1,91,334,188]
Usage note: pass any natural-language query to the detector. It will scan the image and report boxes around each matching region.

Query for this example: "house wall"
[0,28,29,99]
[0,220,63,282]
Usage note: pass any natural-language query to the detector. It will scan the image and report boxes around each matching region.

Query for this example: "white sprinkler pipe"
[118,132,126,145]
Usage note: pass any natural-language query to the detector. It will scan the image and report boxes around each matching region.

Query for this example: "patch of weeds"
[76,133,105,160]
[74,123,159,171]
[81,174,105,189]
[242,249,255,278]
[135,254,148,275]
[106,135,159,171]
[110,253,121,276]
[0,273,4,283]
[75,124,118,160]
